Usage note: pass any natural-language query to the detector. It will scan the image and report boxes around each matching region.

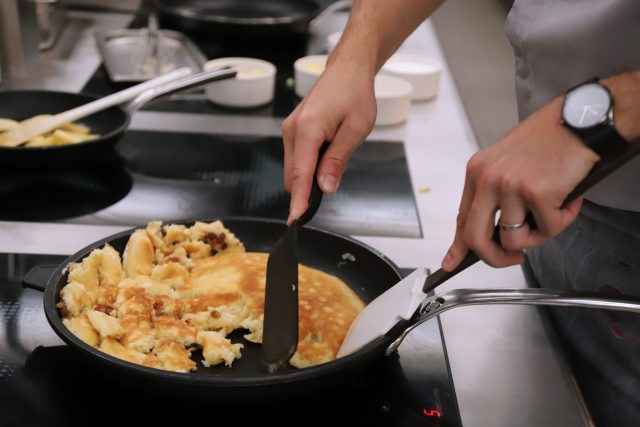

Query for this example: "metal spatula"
[338,139,640,358]
[261,142,329,372]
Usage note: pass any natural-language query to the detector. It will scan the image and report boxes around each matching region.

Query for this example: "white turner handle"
[0,67,192,147]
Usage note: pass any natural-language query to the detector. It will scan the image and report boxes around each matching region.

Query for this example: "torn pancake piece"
[197,330,243,368]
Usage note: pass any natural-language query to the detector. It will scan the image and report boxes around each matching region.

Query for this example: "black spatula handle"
[298,141,330,225]
[423,139,640,294]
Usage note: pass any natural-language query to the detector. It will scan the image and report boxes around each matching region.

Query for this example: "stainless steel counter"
[0,6,592,427]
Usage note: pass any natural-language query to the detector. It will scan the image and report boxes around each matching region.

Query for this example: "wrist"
[326,41,377,80]
[601,71,640,142]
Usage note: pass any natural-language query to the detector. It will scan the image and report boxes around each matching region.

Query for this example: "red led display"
[423,408,442,418]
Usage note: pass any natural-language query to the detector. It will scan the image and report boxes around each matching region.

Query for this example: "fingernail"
[441,250,453,270]
[320,174,338,194]
[289,205,304,222]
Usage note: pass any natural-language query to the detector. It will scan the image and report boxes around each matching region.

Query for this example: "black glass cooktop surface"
[0,254,460,427]
[0,134,421,238]
[0,153,132,222]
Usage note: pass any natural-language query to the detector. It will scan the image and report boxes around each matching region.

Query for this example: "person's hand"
[282,59,377,224]
[441,97,600,271]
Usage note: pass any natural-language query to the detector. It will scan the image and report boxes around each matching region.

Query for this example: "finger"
[527,196,584,241]
[463,184,524,268]
[281,103,304,192]
[317,116,370,194]
[442,155,480,271]
[287,126,325,224]
[282,117,294,192]
[497,189,536,251]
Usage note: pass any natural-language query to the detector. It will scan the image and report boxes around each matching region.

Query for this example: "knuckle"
[347,118,374,137]
[296,111,318,127]
[499,173,519,195]
[466,153,483,176]
[290,164,306,183]
[324,153,348,172]
[455,212,466,229]
[478,168,499,188]
[520,181,544,204]
[281,118,293,136]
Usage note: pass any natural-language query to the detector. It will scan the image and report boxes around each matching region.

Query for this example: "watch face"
[563,83,612,128]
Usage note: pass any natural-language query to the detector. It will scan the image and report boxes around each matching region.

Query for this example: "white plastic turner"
[0,67,192,147]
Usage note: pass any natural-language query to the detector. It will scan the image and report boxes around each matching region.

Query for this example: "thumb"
[441,228,469,272]
[317,118,371,194]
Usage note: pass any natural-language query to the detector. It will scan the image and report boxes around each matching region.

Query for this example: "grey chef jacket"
[504,1,640,427]
[505,0,640,212]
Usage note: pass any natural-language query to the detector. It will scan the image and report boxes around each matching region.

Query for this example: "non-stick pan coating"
[42,218,402,400]
[0,90,129,171]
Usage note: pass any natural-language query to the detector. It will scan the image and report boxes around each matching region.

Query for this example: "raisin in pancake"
[189,252,365,368]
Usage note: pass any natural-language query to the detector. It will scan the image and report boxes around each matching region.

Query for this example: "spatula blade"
[337,267,429,358]
[260,221,299,372]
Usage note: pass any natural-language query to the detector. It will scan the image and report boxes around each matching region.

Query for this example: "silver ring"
[498,221,527,231]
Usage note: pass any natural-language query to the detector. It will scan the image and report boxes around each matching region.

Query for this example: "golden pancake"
[58,220,364,373]
[189,252,365,368]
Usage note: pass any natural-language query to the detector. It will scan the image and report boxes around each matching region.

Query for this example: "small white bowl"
[293,55,328,98]
[204,57,276,108]
[374,75,413,126]
[325,31,342,52]
[380,53,442,101]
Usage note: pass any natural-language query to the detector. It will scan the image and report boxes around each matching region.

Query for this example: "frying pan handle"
[386,287,640,355]
[126,66,238,112]
[422,138,640,294]
[22,265,58,292]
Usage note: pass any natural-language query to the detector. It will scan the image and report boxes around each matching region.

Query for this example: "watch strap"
[577,122,629,159]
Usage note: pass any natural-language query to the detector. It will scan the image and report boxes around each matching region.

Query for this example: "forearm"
[601,70,640,142]
[328,0,444,76]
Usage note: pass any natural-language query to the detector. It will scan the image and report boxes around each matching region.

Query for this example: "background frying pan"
[0,90,128,172]
[24,217,405,401]
[155,0,346,39]
[0,67,236,172]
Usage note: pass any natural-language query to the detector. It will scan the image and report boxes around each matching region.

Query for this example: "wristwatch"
[561,77,628,158]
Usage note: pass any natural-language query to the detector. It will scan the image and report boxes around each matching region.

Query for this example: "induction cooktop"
[0,133,421,238]
[0,254,460,427]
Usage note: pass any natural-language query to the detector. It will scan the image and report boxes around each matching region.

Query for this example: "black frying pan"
[0,90,128,172]
[155,0,321,39]
[23,217,406,401]
[0,68,236,172]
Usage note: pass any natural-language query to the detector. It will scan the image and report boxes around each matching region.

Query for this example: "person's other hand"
[441,97,600,271]
[282,59,377,224]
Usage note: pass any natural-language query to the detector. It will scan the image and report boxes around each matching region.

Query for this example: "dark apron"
[524,201,640,426]
[504,1,640,425]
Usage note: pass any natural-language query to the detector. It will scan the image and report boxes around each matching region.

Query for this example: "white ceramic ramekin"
[325,31,342,52]
[293,55,328,98]
[374,74,413,126]
[380,53,442,102]
[204,57,276,108]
